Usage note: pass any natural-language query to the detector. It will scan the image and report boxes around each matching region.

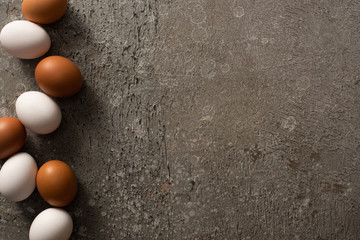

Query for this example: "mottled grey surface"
[1,0,360,239]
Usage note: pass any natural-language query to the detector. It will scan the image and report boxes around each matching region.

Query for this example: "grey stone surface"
[1,0,360,239]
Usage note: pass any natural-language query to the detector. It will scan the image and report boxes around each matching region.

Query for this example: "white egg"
[0,20,50,59]
[16,91,62,134]
[0,152,37,202]
[29,208,73,240]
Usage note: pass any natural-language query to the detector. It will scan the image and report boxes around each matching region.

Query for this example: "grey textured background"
[1,0,360,239]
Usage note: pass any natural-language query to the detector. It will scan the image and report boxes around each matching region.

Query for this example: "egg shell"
[0,152,37,202]
[22,0,67,24]
[29,208,73,240]
[0,117,26,159]
[0,20,50,59]
[36,160,77,207]
[35,56,83,97]
[16,91,62,134]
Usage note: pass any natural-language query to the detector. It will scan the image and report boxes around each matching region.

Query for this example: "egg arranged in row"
[22,0,68,24]
[0,152,37,201]
[0,152,77,206]
[0,152,76,240]
[0,20,83,131]
[36,56,83,97]
[0,20,82,96]
[0,117,26,159]
[0,20,50,59]
[30,208,73,240]
[0,21,83,94]
[0,0,81,238]
[16,91,62,134]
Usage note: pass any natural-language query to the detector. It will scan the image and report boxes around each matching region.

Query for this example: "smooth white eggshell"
[0,152,37,202]
[16,91,62,134]
[0,20,51,59]
[29,208,73,240]
[0,20,50,59]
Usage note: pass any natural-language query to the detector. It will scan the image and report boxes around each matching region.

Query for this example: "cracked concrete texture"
[1,0,360,239]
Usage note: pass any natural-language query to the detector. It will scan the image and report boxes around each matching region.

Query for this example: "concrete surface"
[1,0,360,239]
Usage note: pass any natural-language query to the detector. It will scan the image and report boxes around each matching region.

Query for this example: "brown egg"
[36,160,77,207]
[22,0,67,24]
[0,117,26,159]
[35,56,82,98]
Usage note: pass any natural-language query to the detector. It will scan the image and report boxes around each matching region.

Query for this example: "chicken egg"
[29,208,73,240]
[0,20,50,59]
[0,152,37,202]
[36,160,77,207]
[0,117,26,159]
[16,91,62,134]
[22,0,67,24]
[35,56,83,98]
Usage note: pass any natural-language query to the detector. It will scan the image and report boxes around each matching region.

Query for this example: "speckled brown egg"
[0,117,26,159]
[35,56,82,98]
[22,0,67,24]
[36,160,77,207]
